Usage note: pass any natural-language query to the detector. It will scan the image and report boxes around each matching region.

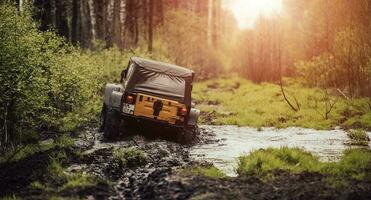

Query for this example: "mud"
[142,170,371,200]
[1,127,371,200]
[75,134,199,199]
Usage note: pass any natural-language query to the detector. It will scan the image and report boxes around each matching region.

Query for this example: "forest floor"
[193,77,371,130]
[0,128,370,200]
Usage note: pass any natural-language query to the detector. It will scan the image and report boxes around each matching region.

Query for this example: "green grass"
[237,147,371,181]
[346,129,370,146]
[113,148,148,168]
[190,166,226,178]
[30,153,100,194]
[193,77,371,130]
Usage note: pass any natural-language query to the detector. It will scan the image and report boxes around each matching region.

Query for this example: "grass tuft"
[346,129,370,146]
[190,166,226,178]
[237,147,371,181]
[237,147,321,177]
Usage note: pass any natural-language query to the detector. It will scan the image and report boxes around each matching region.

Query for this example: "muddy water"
[191,125,371,177]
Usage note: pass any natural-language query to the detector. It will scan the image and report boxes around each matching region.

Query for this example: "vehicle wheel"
[178,126,198,145]
[99,103,107,132]
[103,109,121,140]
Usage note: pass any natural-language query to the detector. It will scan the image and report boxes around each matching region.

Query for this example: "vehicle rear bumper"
[120,113,186,130]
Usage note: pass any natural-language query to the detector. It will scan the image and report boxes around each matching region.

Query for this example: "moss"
[237,147,371,181]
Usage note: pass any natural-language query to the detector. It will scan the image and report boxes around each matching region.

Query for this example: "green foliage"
[188,166,226,178]
[113,148,148,168]
[237,147,371,181]
[0,4,49,146]
[346,129,370,146]
[193,77,371,130]
[0,4,144,149]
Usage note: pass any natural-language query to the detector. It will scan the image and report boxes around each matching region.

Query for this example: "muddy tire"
[103,109,121,140]
[99,103,107,132]
[178,126,198,144]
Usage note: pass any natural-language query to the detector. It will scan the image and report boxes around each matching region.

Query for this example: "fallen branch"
[325,100,337,120]
[337,88,349,100]
[280,79,299,112]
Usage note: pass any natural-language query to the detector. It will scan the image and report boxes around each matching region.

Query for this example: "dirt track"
[0,128,370,200]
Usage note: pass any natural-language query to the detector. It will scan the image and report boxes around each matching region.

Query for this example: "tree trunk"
[94,0,106,42]
[18,0,23,12]
[207,0,213,47]
[72,0,80,45]
[88,0,97,44]
[148,0,154,52]
[105,0,115,47]
[112,0,122,47]
[55,0,70,39]
[120,0,127,48]
[81,0,93,48]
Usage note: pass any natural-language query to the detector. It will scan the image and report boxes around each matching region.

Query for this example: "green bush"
[237,147,371,181]
[113,148,148,168]
[0,4,142,150]
[0,4,50,147]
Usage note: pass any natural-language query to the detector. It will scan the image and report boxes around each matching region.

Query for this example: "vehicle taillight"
[179,108,188,116]
[126,95,134,104]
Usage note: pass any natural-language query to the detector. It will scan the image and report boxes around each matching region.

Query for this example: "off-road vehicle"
[100,57,200,143]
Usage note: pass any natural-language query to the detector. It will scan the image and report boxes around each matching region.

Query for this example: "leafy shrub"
[0,4,50,148]
[0,4,140,150]
[113,148,147,168]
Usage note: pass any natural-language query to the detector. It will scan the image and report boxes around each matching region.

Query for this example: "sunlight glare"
[224,0,283,29]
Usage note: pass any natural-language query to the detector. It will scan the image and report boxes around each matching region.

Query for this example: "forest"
[0,0,371,199]
[1,0,371,152]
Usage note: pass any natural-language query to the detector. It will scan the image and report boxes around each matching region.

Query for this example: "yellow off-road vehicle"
[100,57,200,143]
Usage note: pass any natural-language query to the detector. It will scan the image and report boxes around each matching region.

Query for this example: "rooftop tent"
[124,57,194,104]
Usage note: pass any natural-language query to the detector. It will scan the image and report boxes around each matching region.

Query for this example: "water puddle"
[191,125,371,177]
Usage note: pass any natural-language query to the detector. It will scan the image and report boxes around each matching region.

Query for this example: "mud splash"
[191,126,371,176]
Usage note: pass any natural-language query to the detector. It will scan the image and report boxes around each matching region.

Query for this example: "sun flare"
[224,0,283,29]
